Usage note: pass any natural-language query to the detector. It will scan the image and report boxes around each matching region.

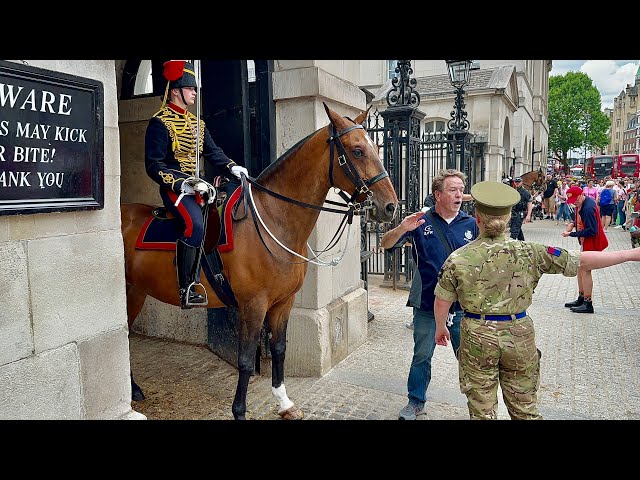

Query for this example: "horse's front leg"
[232,304,266,420]
[268,298,303,420]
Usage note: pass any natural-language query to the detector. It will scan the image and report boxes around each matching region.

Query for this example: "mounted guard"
[144,59,248,309]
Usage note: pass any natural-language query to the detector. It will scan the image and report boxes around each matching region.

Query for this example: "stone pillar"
[271,61,369,376]
[0,60,139,419]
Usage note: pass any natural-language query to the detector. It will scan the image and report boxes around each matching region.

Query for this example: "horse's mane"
[256,127,323,182]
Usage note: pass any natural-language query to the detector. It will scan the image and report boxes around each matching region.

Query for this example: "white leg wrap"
[272,384,294,413]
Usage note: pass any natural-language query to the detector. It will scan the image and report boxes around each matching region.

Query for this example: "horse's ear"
[323,101,344,129]
[354,105,371,127]
[323,101,334,125]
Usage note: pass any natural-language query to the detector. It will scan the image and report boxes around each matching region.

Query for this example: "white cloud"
[551,60,639,110]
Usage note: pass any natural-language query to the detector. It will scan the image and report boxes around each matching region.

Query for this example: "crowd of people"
[531,173,639,243]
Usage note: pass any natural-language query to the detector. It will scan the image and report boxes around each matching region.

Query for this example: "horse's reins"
[232,121,389,265]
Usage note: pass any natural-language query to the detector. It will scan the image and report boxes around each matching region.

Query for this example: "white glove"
[230,165,248,179]
[193,180,216,204]
[175,179,196,206]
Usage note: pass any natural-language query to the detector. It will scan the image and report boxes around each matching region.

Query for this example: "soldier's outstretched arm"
[579,248,640,271]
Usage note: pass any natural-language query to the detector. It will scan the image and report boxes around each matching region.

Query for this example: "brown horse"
[519,168,545,194]
[121,103,399,420]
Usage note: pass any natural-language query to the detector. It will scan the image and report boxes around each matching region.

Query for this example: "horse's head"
[323,102,398,222]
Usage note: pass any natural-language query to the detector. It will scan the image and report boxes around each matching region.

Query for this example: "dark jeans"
[617,200,626,226]
[406,308,462,405]
[510,214,525,240]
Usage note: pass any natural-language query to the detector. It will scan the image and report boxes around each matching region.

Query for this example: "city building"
[361,60,552,180]
[608,65,639,156]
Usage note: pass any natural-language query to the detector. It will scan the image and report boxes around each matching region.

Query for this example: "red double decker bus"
[612,154,640,178]
[584,155,614,180]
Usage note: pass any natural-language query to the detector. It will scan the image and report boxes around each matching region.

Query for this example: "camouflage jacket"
[434,234,581,314]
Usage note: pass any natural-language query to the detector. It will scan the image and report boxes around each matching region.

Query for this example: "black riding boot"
[570,300,594,314]
[564,295,584,308]
[176,239,206,309]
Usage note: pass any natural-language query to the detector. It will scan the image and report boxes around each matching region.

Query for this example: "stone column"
[0,60,139,419]
[272,61,369,376]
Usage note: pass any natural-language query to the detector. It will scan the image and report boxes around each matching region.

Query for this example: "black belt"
[464,311,527,321]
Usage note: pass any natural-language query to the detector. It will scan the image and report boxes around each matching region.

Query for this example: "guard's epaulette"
[152,106,173,119]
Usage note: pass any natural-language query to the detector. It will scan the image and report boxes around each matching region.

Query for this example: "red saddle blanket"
[135,186,242,253]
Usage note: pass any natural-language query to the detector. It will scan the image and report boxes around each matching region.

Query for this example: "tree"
[548,71,610,173]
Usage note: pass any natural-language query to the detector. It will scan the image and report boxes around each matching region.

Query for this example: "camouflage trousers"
[458,315,542,420]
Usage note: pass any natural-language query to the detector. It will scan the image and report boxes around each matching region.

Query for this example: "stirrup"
[184,281,208,307]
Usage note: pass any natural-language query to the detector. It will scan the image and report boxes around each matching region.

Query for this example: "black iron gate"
[361,109,486,286]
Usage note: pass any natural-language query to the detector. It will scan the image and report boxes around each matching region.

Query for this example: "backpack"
[599,188,612,206]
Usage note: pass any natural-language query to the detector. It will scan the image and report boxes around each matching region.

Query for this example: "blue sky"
[551,60,640,110]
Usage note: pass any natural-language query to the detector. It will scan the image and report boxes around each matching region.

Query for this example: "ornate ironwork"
[386,60,420,108]
[361,115,486,279]
[447,86,470,133]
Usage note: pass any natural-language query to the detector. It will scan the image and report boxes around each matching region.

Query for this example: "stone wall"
[0,60,140,419]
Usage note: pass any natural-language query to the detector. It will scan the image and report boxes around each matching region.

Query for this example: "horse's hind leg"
[267,298,303,420]
[232,303,267,420]
[126,284,147,402]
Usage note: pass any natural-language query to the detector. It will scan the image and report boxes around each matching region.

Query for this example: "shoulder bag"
[427,210,457,325]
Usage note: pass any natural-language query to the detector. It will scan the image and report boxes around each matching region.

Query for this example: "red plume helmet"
[163,60,186,82]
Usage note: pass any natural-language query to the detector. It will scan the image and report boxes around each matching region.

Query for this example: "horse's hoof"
[279,405,304,420]
[132,390,145,402]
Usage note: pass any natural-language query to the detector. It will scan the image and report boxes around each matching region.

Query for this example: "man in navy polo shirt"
[381,169,479,420]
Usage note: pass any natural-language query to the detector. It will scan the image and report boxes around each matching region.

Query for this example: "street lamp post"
[445,60,473,193]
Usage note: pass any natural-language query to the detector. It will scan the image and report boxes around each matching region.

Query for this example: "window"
[247,60,255,83]
[133,60,153,96]
[424,120,447,133]
[388,60,398,79]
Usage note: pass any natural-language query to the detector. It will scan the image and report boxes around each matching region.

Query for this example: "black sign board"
[0,60,104,216]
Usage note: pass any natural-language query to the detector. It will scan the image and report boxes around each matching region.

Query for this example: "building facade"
[361,60,552,180]
[608,65,639,156]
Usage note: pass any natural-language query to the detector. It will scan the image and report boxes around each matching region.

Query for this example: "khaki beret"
[471,181,520,216]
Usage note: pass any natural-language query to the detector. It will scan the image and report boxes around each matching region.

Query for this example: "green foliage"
[548,71,610,170]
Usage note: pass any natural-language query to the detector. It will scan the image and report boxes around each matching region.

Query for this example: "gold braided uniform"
[145,102,237,194]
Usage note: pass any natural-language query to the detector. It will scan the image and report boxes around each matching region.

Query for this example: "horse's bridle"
[326,122,389,207]
[233,120,390,265]
[240,120,389,220]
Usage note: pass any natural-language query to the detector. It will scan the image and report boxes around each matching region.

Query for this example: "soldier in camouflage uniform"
[433,181,640,420]
[145,60,248,309]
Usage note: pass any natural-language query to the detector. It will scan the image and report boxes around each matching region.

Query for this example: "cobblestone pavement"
[129,218,640,420]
